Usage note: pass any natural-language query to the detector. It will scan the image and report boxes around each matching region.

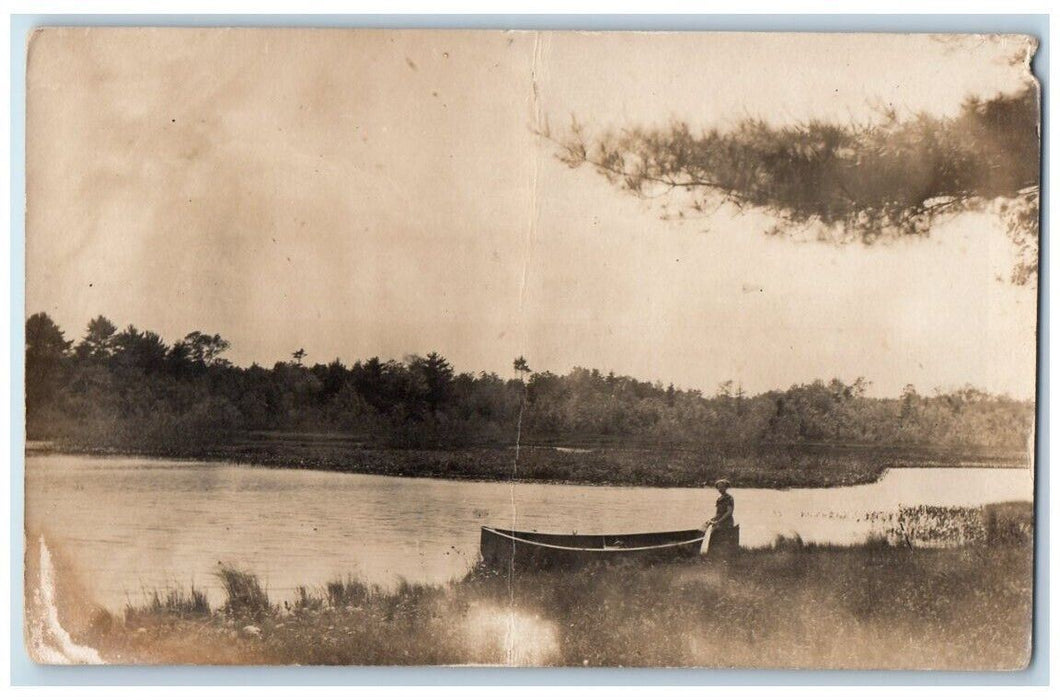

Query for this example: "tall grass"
[124,584,210,621]
[217,565,271,619]
[325,577,370,609]
[94,538,1033,669]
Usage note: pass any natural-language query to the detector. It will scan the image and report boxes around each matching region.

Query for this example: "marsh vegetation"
[77,503,1033,669]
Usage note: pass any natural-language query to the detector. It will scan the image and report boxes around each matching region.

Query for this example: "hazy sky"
[27,29,1038,398]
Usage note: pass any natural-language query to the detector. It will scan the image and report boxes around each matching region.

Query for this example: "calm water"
[26,453,1033,611]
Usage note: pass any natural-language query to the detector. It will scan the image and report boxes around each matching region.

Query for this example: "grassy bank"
[35,432,1030,489]
[79,534,1032,668]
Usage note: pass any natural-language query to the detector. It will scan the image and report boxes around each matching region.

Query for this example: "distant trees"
[181,332,231,367]
[549,84,1040,284]
[112,326,168,373]
[26,312,71,364]
[25,312,72,424]
[412,352,454,412]
[24,312,1034,453]
[76,315,117,361]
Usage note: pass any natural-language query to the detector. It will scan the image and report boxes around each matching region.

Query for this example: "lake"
[25,453,1033,612]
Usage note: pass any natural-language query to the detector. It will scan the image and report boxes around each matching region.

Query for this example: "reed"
[124,584,210,621]
[216,565,271,619]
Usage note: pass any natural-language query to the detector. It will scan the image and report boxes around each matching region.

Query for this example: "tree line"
[26,312,1033,453]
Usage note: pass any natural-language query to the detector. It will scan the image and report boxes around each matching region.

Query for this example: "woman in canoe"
[704,478,739,557]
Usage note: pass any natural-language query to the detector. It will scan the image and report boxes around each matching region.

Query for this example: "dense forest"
[26,312,1034,457]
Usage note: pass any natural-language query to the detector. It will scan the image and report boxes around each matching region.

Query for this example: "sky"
[26,29,1039,399]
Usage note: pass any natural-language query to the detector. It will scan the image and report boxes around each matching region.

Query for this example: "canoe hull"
[479,526,707,571]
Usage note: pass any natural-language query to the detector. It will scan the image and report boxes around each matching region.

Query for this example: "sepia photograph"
[23,27,1039,669]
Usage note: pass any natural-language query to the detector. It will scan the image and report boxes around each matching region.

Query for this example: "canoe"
[479,526,708,571]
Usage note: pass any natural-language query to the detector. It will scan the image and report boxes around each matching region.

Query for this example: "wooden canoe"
[479,526,708,571]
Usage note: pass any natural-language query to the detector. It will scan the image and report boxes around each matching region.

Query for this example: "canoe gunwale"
[480,526,707,553]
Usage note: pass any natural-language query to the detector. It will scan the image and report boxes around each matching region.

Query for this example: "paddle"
[699,521,714,553]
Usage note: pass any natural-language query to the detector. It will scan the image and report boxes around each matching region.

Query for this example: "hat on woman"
[715,478,731,489]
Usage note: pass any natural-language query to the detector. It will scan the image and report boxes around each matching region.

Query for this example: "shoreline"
[25,440,1032,490]
[32,537,1034,668]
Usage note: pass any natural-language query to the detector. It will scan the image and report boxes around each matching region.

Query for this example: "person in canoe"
[704,478,740,558]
